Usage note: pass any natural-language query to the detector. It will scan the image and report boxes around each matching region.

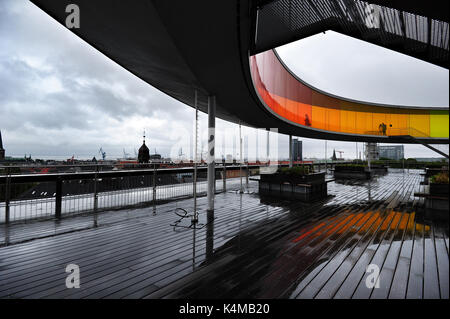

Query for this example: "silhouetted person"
[305,114,311,126]
[379,122,387,135]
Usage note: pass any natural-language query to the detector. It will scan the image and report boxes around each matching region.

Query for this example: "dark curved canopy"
[30,0,448,143]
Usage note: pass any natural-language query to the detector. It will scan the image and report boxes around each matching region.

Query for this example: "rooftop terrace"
[0,169,447,299]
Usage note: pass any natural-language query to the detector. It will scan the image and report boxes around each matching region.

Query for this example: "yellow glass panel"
[430,110,449,138]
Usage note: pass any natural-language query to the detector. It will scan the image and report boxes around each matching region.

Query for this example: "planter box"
[333,170,372,180]
[425,198,449,212]
[429,183,449,196]
[259,172,327,202]
[260,171,325,184]
[370,166,388,175]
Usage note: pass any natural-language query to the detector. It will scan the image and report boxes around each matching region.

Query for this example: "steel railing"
[0,163,277,224]
[0,161,352,224]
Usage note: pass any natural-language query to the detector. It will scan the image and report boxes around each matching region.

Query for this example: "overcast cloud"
[0,0,448,160]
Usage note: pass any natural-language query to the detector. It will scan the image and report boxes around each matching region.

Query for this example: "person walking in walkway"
[379,122,387,135]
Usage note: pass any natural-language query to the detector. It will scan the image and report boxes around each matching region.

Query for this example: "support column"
[55,177,62,219]
[193,90,199,222]
[207,96,216,219]
[239,122,243,193]
[289,135,293,168]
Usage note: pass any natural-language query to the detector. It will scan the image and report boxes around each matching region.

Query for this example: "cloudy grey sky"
[0,0,448,161]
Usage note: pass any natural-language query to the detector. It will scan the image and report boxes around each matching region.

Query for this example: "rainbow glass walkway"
[250,50,449,143]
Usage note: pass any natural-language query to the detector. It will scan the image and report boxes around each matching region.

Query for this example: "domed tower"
[138,130,150,163]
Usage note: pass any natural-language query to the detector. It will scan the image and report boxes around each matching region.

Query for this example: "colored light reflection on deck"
[250,50,449,139]
[292,210,429,246]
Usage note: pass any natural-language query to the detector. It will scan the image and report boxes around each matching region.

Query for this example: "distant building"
[365,143,379,161]
[150,153,161,161]
[378,145,404,160]
[291,138,302,161]
[0,130,4,160]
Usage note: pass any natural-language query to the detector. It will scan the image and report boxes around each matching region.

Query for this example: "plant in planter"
[429,171,449,196]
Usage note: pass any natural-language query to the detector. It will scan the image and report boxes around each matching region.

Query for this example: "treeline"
[351,158,448,169]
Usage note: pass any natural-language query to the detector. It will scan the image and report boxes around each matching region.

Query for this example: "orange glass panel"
[385,110,409,135]
[340,101,360,134]
[312,92,340,131]
[409,110,430,137]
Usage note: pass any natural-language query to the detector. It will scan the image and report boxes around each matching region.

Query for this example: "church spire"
[138,130,150,163]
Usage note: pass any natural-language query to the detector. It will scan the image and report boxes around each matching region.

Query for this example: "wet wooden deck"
[0,169,448,299]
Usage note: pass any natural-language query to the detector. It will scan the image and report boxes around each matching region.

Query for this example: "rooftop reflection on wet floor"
[158,169,447,299]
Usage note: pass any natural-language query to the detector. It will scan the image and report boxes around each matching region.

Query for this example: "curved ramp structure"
[29,0,449,144]
[250,49,449,142]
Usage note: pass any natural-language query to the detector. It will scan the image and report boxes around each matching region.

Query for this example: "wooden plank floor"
[0,169,447,299]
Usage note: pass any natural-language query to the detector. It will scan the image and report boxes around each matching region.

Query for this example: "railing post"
[206,95,216,216]
[152,164,157,215]
[289,135,293,168]
[223,163,226,192]
[93,165,99,227]
[4,168,10,224]
[193,90,199,222]
[246,163,249,189]
[55,176,62,219]
[239,162,243,194]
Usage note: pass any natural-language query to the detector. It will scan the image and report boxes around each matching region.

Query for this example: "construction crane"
[336,150,344,159]
[123,148,131,159]
[98,147,106,160]
[178,147,185,159]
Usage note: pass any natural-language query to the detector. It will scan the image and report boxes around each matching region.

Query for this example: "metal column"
[152,164,156,215]
[239,122,243,193]
[207,96,216,218]
[4,168,10,224]
[93,164,99,227]
[55,176,62,219]
[193,90,199,222]
[222,164,226,192]
[289,135,293,168]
